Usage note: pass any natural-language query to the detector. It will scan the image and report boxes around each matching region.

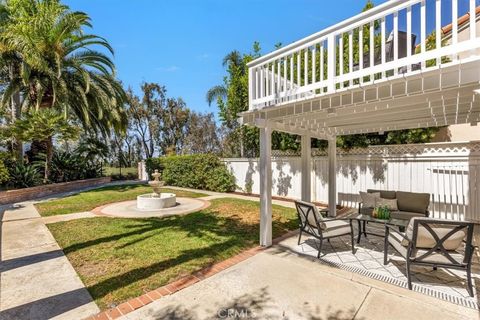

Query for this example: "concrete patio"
[117,233,478,320]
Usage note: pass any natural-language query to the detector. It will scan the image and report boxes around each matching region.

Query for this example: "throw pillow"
[376,197,398,211]
[360,191,380,208]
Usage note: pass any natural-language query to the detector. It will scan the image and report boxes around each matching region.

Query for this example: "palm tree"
[0,0,127,135]
[0,0,127,176]
[205,50,243,106]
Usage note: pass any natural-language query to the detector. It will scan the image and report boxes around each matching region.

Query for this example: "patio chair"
[295,200,355,258]
[384,217,475,296]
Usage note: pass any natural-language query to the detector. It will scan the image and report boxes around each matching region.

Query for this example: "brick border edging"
[0,177,112,205]
[85,229,298,320]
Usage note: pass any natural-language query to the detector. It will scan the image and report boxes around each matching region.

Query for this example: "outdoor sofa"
[359,189,430,221]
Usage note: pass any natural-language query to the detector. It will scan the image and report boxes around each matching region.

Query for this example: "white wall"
[224,141,480,222]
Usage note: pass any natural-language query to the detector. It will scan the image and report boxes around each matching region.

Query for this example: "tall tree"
[183,112,220,155]
[126,83,166,159]
[0,0,127,169]
[159,97,189,155]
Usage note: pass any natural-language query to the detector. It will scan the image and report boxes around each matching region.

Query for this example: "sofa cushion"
[390,211,425,220]
[360,207,374,215]
[368,189,396,199]
[376,198,398,211]
[360,191,380,208]
[396,191,430,214]
[404,217,466,250]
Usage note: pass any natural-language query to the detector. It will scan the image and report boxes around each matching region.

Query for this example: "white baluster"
[312,46,316,84]
[349,31,353,86]
[290,55,294,91]
[470,0,476,41]
[304,49,309,86]
[320,44,324,82]
[381,17,386,78]
[436,0,441,65]
[260,68,264,98]
[297,51,301,85]
[452,0,458,46]
[270,64,274,96]
[339,35,344,88]
[393,11,398,75]
[277,61,281,94]
[370,21,374,71]
[407,6,412,72]
[421,0,426,69]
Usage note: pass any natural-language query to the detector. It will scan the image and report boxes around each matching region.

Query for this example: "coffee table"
[350,214,409,244]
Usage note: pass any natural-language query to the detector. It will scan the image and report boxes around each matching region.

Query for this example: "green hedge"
[145,154,236,192]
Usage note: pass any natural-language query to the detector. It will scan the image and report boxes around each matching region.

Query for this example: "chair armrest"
[385,224,410,242]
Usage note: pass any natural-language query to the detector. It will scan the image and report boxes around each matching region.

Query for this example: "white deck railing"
[248,0,480,110]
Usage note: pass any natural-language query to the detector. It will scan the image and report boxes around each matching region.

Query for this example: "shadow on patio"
[271,226,480,311]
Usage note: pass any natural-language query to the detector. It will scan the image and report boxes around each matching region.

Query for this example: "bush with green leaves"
[149,154,236,192]
[145,157,164,179]
[8,164,42,189]
[50,151,102,183]
[0,160,9,186]
[205,166,236,192]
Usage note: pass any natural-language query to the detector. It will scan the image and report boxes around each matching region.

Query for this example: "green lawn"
[35,184,208,216]
[47,198,297,310]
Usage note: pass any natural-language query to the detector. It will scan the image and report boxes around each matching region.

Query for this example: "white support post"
[301,134,312,202]
[328,136,337,217]
[259,125,272,247]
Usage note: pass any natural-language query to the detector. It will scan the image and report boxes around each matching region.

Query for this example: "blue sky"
[63,0,476,118]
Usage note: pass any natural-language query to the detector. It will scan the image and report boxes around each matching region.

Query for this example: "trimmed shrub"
[205,166,236,192]
[148,154,236,192]
[145,157,164,179]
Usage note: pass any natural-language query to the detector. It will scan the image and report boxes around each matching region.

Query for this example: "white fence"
[224,141,480,222]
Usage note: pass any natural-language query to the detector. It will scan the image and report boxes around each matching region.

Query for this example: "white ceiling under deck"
[241,59,480,139]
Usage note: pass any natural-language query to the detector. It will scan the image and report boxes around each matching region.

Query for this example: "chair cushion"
[412,249,465,265]
[388,231,408,258]
[390,211,425,220]
[368,189,396,199]
[322,220,351,238]
[388,230,465,264]
[376,198,398,211]
[360,191,380,208]
[295,200,326,230]
[396,191,430,214]
[404,218,466,250]
[305,207,326,230]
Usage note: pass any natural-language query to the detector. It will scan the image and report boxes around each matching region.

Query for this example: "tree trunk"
[44,137,54,183]
[9,63,23,162]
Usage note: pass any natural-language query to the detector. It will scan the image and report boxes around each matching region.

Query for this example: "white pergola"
[240,0,480,246]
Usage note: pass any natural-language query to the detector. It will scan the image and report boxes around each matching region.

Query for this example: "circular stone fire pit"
[137,193,177,211]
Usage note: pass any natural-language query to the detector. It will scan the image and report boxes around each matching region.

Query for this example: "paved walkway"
[0,202,99,320]
[118,236,479,320]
